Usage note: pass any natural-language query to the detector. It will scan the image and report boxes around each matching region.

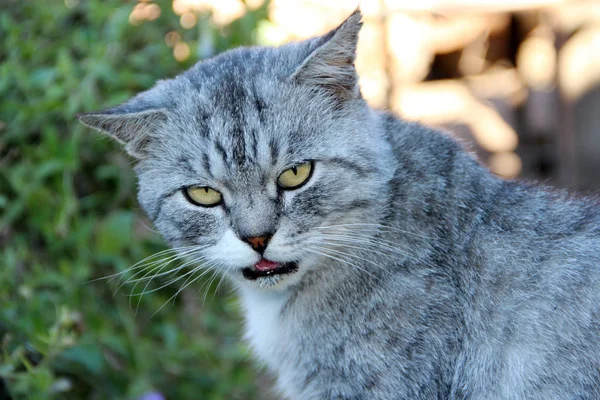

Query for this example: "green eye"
[183,186,222,207]
[278,161,313,190]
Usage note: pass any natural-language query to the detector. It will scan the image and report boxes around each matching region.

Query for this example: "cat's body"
[242,115,600,399]
[79,10,600,399]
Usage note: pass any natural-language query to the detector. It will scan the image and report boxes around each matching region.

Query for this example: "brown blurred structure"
[261,0,600,190]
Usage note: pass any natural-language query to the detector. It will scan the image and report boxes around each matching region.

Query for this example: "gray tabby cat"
[78,10,600,400]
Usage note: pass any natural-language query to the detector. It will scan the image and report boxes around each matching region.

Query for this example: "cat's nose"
[243,234,273,254]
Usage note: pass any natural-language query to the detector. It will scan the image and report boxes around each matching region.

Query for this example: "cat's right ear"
[77,93,168,159]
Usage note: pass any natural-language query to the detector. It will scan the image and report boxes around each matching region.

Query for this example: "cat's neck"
[237,285,291,370]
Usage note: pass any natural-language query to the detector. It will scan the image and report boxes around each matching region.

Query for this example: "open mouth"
[242,259,299,280]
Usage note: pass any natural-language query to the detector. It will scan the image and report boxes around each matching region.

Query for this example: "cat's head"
[79,10,393,292]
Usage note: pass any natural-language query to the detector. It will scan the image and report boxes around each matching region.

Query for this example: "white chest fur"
[239,288,290,370]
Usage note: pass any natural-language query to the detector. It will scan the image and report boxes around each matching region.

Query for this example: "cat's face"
[79,11,391,291]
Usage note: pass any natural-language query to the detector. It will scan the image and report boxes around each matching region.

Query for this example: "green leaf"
[95,211,134,256]
[58,343,105,376]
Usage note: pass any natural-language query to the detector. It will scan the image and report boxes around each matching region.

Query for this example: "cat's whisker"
[315,228,432,252]
[128,255,210,299]
[316,235,412,260]
[119,244,204,270]
[168,264,217,308]
[133,260,214,316]
[308,243,387,274]
[201,268,222,306]
[314,232,440,270]
[111,245,205,289]
[119,251,190,289]
[131,256,204,315]
[312,228,440,274]
[89,246,192,283]
[116,247,205,297]
[123,249,206,285]
[149,262,219,320]
[316,223,429,239]
[316,233,404,254]
[320,239,439,272]
[213,274,227,300]
[316,223,434,240]
[116,259,173,299]
[305,246,380,282]
[309,232,402,258]
[306,249,380,282]
[137,218,160,234]
[187,256,222,306]
[125,261,172,305]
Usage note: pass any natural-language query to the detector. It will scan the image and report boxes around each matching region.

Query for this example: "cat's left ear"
[77,89,168,159]
[289,9,363,100]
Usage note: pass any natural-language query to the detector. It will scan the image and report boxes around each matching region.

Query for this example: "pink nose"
[243,235,272,253]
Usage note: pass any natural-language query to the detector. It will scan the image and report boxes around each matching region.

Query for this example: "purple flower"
[137,392,165,400]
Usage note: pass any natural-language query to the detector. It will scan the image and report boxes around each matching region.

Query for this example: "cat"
[78,10,600,400]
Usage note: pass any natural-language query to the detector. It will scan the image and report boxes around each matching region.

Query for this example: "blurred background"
[1,0,599,399]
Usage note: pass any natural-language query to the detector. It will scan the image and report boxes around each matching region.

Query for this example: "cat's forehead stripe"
[230,123,246,167]
[269,136,280,165]
[194,105,211,137]
[202,153,212,177]
[249,128,259,162]
[176,155,199,177]
[214,140,230,165]
[200,95,282,169]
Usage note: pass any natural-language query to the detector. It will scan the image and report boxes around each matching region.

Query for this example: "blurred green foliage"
[0,0,269,398]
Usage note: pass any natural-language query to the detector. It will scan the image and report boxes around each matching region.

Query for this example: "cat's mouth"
[242,259,299,280]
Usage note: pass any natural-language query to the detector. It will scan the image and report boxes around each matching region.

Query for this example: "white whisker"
[128,255,210,299]
[213,274,227,300]
[123,248,205,285]
[201,269,221,306]
[87,246,192,284]
[305,246,380,281]
[309,243,386,274]
[118,251,189,290]
[117,247,205,297]
[316,223,433,240]
[148,261,219,320]
[313,231,439,270]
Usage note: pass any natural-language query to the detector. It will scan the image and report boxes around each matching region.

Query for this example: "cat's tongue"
[254,259,280,271]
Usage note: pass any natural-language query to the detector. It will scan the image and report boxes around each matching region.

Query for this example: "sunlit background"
[1,0,599,399]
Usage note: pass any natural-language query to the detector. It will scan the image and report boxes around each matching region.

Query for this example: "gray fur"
[79,10,600,399]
